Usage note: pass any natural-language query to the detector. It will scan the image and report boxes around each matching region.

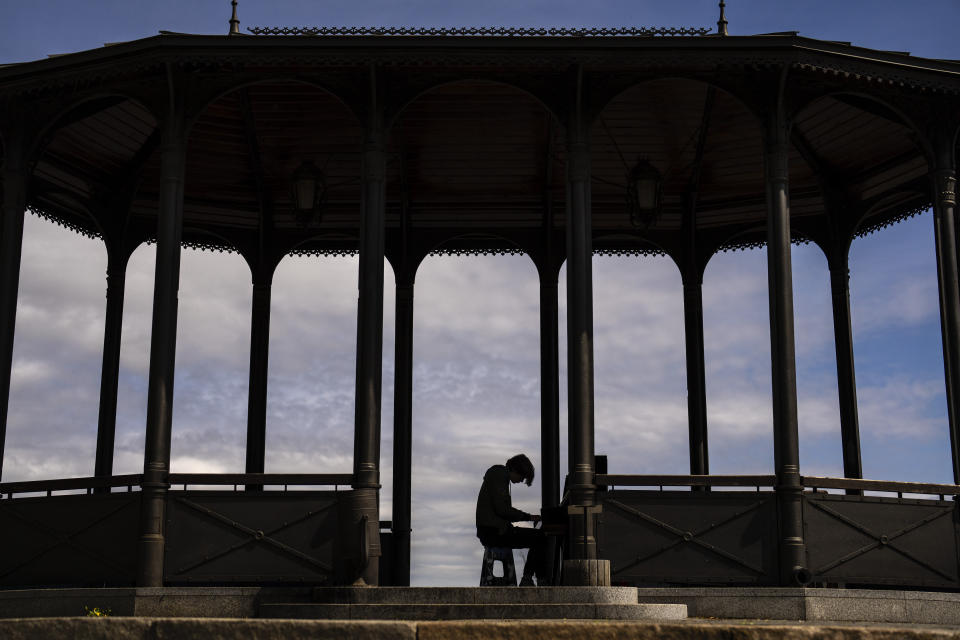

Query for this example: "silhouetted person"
[475,453,548,586]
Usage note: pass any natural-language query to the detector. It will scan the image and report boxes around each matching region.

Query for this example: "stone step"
[311,586,639,605]
[258,602,688,621]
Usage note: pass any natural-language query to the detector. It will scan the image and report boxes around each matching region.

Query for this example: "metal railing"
[595,474,776,491]
[0,473,354,498]
[593,474,960,500]
[0,474,142,498]
[801,476,960,500]
[4,472,956,499]
[168,473,353,491]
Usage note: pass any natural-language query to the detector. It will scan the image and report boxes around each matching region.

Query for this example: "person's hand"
[531,514,541,523]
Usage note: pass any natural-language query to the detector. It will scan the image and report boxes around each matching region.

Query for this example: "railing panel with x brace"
[163,489,340,584]
[599,488,780,586]
[596,474,960,588]
[0,491,139,587]
[0,473,351,587]
[803,492,959,588]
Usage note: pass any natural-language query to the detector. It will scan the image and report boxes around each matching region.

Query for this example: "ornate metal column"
[94,248,129,488]
[562,68,606,586]
[539,259,561,583]
[682,272,709,477]
[827,243,863,486]
[349,70,385,585]
[244,272,272,487]
[0,138,26,481]
[931,132,960,485]
[391,273,414,586]
[539,261,561,511]
[682,86,713,482]
[137,98,187,587]
[764,97,809,586]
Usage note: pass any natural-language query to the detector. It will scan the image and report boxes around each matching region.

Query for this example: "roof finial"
[229,0,240,35]
[717,0,728,36]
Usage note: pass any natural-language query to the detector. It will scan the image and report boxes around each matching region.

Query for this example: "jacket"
[475,464,532,534]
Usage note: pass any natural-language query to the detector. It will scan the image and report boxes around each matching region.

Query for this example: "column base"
[561,559,611,586]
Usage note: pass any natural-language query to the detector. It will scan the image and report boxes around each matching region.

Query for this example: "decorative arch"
[28,94,160,249]
[184,77,363,138]
[28,92,160,167]
[387,79,565,228]
[174,80,365,252]
[387,76,564,133]
[791,91,930,235]
[789,89,930,160]
[589,77,766,240]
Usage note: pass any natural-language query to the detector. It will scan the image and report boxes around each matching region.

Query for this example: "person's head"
[506,453,535,486]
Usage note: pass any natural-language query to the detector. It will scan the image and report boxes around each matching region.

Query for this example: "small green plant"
[84,605,111,617]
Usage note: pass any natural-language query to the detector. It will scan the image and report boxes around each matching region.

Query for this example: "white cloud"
[857,377,945,440]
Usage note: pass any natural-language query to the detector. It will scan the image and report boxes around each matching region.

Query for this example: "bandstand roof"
[1,28,959,270]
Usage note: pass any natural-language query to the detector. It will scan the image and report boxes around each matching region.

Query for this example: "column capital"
[251,281,272,304]
[681,273,704,289]
[362,140,387,183]
[934,170,957,207]
[537,262,561,287]
[566,140,590,182]
[829,265,850,295]
[0,165,27,194]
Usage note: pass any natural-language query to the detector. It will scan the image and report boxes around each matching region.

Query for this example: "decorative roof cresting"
[246,25,711,37]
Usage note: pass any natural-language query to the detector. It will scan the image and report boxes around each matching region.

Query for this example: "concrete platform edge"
[2,586,960,625]
[636,587,960,625]
[0,618,959,640]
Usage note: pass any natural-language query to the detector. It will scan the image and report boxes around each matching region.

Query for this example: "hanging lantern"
[627,159,662,229]
[291,160,326,226]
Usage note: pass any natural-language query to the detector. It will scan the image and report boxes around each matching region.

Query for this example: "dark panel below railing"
[600,489,779,586]
[804,492,959,588]
[163,489,341,585]
[0,492,139,588]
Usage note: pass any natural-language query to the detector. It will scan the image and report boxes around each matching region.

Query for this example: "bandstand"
[1,10,959,593]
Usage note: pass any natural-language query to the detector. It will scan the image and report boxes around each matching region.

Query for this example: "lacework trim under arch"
[144,237,240,254]
[286,247,358,258]
[718,233,812,254]
[594,247,666,257]
[854,203,929,239]
[430,247,525,257]
[28,206,101,241]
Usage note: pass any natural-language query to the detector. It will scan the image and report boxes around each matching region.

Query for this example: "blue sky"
[1,0,958,585]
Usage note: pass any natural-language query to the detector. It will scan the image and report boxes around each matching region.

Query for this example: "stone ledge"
[636,587,960,625]
[0,588,260,619]
[416,621,960,639]
[311,586,639,604]
[260,602,687,620]
[0,618,959,640]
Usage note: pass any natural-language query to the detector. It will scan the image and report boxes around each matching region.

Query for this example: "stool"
[480,546,516,586]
